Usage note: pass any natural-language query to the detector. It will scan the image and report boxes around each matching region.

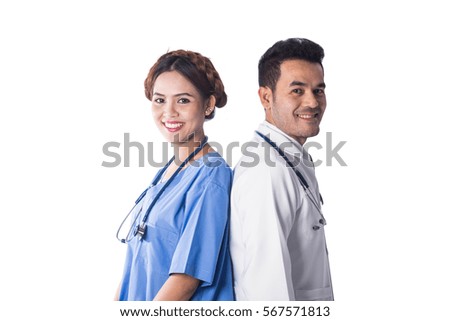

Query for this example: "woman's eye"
[178,98,190,104]
[153,98,164,104]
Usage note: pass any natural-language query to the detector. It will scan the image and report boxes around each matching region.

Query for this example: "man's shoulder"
[233,148,295,188]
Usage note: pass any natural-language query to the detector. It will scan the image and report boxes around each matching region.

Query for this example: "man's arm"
[230,163,299,300]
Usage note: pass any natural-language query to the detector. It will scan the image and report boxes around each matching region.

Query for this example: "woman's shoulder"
[196,151,229,167]
[191,152,232,186]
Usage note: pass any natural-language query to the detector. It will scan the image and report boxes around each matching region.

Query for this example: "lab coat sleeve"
[230,162,299,300]
[169,170,231,287]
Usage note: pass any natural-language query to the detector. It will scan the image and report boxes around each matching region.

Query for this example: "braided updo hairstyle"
[144,50,227,120]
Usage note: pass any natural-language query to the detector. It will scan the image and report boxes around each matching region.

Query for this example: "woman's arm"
[114,281,122,301]
[153,273,200,301]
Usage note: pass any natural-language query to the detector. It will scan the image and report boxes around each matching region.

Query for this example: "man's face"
[262,59,326,145]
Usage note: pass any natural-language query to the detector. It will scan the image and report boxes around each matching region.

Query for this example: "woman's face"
[151,71,211,145]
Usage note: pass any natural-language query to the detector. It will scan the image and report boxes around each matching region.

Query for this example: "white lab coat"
[230,121,333,301]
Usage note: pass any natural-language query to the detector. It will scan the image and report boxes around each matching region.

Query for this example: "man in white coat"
[230,38,334,301]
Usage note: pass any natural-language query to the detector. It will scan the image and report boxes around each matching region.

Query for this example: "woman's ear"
[205,95,216,116]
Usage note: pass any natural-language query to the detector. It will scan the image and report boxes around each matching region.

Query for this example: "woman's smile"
[163,120,184,132]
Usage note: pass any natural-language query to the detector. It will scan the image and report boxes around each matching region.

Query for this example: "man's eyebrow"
[289,81,307,87]
[289,81,326,88]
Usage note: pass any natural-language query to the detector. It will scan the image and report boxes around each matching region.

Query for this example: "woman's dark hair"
[258,38,325,91]
[144,50,227,120]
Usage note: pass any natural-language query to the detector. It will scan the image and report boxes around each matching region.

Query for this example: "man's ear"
[258,86,272,111]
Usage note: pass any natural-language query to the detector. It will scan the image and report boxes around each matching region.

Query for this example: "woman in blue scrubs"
[115,50,234,300]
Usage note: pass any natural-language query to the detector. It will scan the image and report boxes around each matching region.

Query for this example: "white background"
[1,0,449,320]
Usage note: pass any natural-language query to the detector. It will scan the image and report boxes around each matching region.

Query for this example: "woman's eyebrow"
[153,92,195,97]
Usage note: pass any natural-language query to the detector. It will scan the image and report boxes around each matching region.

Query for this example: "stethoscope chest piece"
[136,223,147,239]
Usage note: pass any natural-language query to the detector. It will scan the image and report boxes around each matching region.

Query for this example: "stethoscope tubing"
[116,136,209,243]
[255,131,327,225]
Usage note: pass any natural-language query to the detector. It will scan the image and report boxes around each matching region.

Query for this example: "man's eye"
[178,98,190,104]
[314,89,325,95]
[292,88,303,94]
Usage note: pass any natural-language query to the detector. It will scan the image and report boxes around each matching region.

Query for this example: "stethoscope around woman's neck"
[115,136,209,243]
[255,131,327,228]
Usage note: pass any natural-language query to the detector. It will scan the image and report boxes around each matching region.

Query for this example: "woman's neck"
[171,135,206,166]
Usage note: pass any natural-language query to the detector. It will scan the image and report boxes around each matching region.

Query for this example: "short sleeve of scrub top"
[170,171,229,285]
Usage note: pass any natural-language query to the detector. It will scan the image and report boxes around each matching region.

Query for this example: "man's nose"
[302,91,319,108]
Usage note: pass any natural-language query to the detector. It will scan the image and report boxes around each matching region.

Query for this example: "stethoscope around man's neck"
[255,131,327,229]
[115,136,209,243]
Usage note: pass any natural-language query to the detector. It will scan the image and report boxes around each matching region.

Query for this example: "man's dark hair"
[258,38,325,90]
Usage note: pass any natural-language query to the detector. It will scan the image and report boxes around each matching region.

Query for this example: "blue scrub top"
[119,152,235,301]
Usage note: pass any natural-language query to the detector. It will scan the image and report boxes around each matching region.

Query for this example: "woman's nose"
[163,100,178,117]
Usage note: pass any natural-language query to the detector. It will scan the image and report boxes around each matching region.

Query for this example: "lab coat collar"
[257,121,313,166]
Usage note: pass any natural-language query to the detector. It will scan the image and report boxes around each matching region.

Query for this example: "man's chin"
[304,127,321,139]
